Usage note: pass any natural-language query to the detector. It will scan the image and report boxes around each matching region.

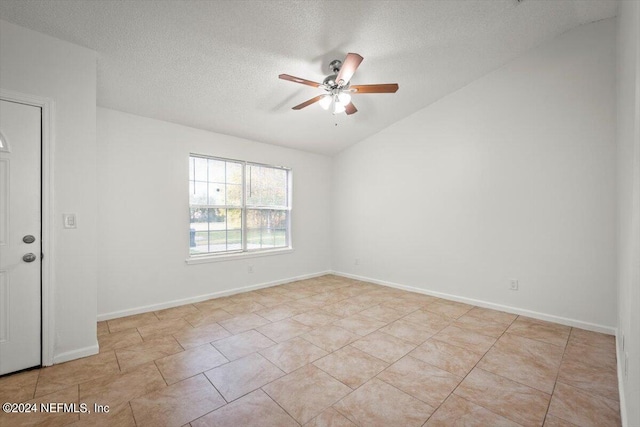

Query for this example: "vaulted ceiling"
[0,0,617,155]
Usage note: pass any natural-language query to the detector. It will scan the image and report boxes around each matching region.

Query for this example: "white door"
[0,99,42,375]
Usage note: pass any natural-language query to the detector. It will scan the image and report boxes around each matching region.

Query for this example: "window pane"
[190,208,210,255]
[227,228,242,251]
[208,159,225,183]
[208,208,226,253]
[190,181,208,205]
[226,183,242,206]
[246,209,288,250]
[208,230,227,253]
[193,157,208,181]
[208,183,226,205]
[227,208,242,230]
[226,162,242,184]
[203,208,243,253]
[192,159,243,207]
[192,231,209,254]
[246,165,288,207]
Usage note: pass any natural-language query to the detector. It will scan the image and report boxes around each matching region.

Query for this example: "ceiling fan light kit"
[319,92,352,114]
[279,52,399,116]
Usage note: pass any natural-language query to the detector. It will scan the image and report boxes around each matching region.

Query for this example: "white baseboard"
[332,271,617,335]
[616,330,628,427]
[98,268,616,334]
[97,270,332,321]
[52,342,99,365]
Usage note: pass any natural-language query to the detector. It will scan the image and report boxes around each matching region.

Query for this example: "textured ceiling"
[0,0,617,155]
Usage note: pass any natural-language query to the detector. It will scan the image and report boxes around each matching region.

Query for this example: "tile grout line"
[128,401,139,427]
[201,352,286,404]
[473,333,583,396]
[201,368,230,405]
[541,326,572,426]
[259,386,303,426]
[372,353,451,413]
[31,367,43,400]
[446,393,521,426]
[5,276,620,426]
[437,313,520,425]
[152,359,171,387]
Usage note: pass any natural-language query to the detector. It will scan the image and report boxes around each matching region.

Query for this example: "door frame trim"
[0,89,55,367]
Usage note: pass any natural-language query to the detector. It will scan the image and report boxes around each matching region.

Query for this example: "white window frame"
[186,154,292,264]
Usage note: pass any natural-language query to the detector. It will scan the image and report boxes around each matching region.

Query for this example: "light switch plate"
[63,213,76,229]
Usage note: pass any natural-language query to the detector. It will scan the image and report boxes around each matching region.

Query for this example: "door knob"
[23,235,36,244]
[23,253,36,263]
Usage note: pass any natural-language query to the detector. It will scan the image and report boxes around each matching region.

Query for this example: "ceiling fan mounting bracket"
[328,59,342,74]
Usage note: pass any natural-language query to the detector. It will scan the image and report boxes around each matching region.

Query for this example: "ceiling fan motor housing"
[325,59,354,89]
[323,74,344,89]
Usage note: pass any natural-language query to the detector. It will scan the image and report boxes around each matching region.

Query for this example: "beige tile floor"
[0,275,621,427]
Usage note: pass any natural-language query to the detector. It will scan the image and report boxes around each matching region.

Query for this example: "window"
[188,155,291,257]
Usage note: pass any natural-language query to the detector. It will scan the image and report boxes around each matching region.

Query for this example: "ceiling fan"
[279,53,399,115]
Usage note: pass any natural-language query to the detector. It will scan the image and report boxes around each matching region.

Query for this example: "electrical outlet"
[355,258,360,265]
[248,265,254,273]
[509,279,519,290]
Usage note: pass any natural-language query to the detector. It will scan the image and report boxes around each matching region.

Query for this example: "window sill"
[185,247,294,265]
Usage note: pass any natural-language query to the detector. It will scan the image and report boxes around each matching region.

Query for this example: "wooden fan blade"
[279,74,321,88]
[351,83,399,93]
[345,102,358,115]
[292,95,325,110]
[336,53,364,86]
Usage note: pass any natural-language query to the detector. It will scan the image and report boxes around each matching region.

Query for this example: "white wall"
[0,20,98,361]
[616,2,640,426]
[96,108,332,318]
[332,19,617,331]
[0,12,625,376]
